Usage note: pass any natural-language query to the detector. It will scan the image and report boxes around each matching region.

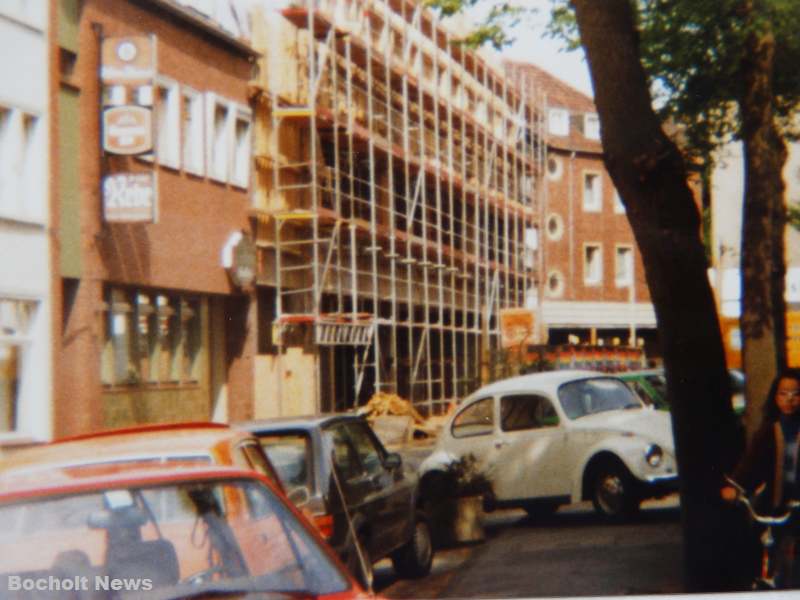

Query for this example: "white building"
[0,3,51,443]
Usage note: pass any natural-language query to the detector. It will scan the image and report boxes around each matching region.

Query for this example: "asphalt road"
[375,497,683,599]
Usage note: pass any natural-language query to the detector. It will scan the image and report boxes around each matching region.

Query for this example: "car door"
[446,397,498,477]
[488,393,570,501]
[343,420,413,555]
[324,422,391,560]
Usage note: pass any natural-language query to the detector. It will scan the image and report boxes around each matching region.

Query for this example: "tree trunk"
[738,17,788,442]
[570,0,744,591]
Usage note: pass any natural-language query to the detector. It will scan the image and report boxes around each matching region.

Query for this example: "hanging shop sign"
[100,35,156,156]
[499,308,537,348]
[103,106,152,155]
[103,173,156,223]
[222,231,257,290]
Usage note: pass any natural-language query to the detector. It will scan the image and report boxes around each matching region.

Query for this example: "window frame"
[451,397,495,439]
[0,297,39,436]
[154,76,181,170]
[582,171,602,212]
[548,108,569,137]
[615,245,634,288]
[181,86,205,176]
[583,243,603,286]
[583,112,600,140]
[500,393,560,432]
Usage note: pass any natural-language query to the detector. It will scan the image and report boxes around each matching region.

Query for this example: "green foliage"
[789,203,800,231]
[423,0,532,50]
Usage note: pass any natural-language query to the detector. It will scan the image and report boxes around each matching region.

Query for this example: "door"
[489,393,569,501]
[446,397,498,477]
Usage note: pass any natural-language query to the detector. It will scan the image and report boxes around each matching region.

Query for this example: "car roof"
[239,413,363,434]
[471,369,611,397]
[0,463,270,503]
[1,422,254,474]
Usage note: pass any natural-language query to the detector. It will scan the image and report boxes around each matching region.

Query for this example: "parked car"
[0,461,369,599]
[240,414,434,585]
[618,368,746,415]
[0,422,288,496]
[419,370,678,519]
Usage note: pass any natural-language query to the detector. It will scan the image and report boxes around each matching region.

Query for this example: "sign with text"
[101,36,156,84]
[103,173,156,223]
[103,106,152,155]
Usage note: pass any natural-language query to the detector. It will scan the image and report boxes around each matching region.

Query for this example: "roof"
[239,413,363,434]
[0,463,265,503]
[504,59,602,155]
[1,422,252,474]
[473,369,609,397]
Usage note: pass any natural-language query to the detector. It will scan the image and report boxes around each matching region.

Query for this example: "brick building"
[49,0,258,439]
[505,61,659,356]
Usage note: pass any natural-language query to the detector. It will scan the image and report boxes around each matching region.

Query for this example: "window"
[615,246,633,287]
[546,270,565,298]
[0,298,38,433]
[154,79,180,168]
[232,108,252,188]
[0,106,44,221]
[500,394,559,431]
[613,189,625,213]
[584,244,602,285]
[583,172,602,212]
[452,398,494,438]
[102,287,202,387]
[584,113,600,140]
[548,108,569,136]
[182,87,204,175]
[208,94,229,182]
[546,156,562,181]
[545,213,564,241]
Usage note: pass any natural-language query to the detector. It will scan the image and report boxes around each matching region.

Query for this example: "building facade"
[505,61,659,357]
[50,0,258,439]
[0,3,52,444]
[249,0,545,416]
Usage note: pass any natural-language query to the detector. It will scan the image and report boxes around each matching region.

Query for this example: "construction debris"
[360,392,442,444]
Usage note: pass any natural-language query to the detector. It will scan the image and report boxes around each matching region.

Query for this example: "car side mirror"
[287,485,310,507]
[385,452,402,470]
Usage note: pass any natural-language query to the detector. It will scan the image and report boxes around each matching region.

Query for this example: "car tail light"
[314,513,334,539]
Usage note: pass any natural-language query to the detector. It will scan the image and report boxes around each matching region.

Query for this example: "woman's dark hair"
[763,367,800,420]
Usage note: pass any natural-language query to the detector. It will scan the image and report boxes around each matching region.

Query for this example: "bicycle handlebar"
[724,476,800,527]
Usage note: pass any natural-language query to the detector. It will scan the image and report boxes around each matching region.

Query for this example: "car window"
[558,378,641,419]
[627,380,658,407]
[259,433,312,492]
[343,422,385,477]
[643,374,667,403]
[452,398,494,438]
[500,394,559,431]
[326,425,365,483]
[239,441,281,487]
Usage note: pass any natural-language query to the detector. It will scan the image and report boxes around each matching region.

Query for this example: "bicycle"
[724,476,800,590]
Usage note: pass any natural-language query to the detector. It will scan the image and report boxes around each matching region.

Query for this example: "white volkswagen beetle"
[419,370,678,519]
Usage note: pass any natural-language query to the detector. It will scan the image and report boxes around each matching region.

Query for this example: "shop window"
[103,287,202,387]
[584,244,602,286]
[0,298,37,433]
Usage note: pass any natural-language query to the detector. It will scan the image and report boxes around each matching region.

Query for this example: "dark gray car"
[239,414,433,585]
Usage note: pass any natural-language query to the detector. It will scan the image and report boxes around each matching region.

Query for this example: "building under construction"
[248,0,545,417]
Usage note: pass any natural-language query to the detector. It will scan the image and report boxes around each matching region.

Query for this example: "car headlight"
[645,444,663,468]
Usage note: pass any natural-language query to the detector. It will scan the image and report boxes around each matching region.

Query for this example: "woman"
[721,368,800,587]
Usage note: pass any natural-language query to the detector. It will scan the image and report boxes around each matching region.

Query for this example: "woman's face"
[775,377,800,416]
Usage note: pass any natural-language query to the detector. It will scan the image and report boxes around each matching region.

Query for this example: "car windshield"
[0,477,349,599]
[558,377,642,419]
[259,433,312,493]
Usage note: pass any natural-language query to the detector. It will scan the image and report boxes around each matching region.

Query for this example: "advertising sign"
[101,36,156,84]
[101,35,156,156]
[499,308,537,348]
[103,173,156,223]
[103,106,152,155]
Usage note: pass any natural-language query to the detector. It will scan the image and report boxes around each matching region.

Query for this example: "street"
[375,498,683,599]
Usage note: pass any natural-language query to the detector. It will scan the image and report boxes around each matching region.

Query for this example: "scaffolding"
[252,0,545,415]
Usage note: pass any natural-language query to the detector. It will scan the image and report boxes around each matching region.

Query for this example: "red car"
[0,462,372,599]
